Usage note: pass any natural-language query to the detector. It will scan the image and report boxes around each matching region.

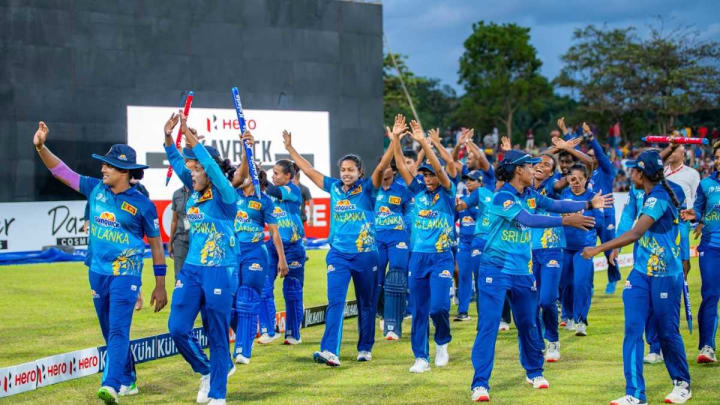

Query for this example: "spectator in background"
[608,122,621,149]
[169,185,191,278]
[525,128,534,150]
[293,164,313,225]
[712,127,719,141]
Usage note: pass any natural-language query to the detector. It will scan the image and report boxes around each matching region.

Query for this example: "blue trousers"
[89,271,140,391]
[231,244,269,359]
[376,230,410,336]
[471,266,544,390]
[409,251,454,360]
[622,271,690,402]
[320,249,378,355]
[261,242,306,340]
[698,247,720,350]
[457,239,478,315]
[601,209,620,283]
[563,249,595,324]
[168,263,238,400]
[532,248,563,342]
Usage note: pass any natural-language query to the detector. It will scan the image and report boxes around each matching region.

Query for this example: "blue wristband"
[153,264,167,277]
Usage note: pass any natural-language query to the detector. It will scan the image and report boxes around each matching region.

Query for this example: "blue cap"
[463,169,483,181]
[183,145,221,160]
[417,163,436,175]
[91,144,148,170]
[626,150,664,176]
[500,150,541,166]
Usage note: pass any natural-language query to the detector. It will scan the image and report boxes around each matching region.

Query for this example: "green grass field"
[1,249,718,404]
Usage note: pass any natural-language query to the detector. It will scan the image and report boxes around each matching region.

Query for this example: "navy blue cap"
[463,170,483,181]
[183,145,220,160]
[417,163,436,175]
[626,150,664,176]
[500,150,541,166]
[91,144,148,170]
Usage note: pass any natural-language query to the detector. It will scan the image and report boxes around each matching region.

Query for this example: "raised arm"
[163,113,193,189]
[372,115,407,188]
[282,130,324,189]
[583,123,613,174]
[540,191,613,214]
[463,129,490,172]
[409,120,451,190]
[428,128,458,178]
[551,136,594,168]
[392,128,414,186]
[33,122,82,192]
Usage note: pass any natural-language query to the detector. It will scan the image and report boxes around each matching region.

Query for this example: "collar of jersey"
[500,182,527,197]
[102,183,136,196]
[338,178,363,195]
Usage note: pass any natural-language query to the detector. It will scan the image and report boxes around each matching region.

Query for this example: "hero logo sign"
[36,348,100,387]
[0,361,38,398]
[205,114,256,132]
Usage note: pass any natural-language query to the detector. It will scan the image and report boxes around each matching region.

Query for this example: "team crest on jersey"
[461,216,475,225]
[547,260,560,268]
[350,185,363,196]
[388,196,401,205]
[471,249,481,257]
[121,201,137,216]
[432,193,440,205]
[249,201,262,210]
[503,200,514,210]
[527,198,536,209]
[289,261,302,268]
[197,188,213,203]
[187,206,204,221]
[95,211,120,228]
[272,206,286,217]
[439,270,452,278]
[377,206,392,217]
[644,197,658,209]
[395,241,408,249]
[95,193,106,202]
[249,263,263,271]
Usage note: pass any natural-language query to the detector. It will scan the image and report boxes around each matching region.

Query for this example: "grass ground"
[1,249,718,404]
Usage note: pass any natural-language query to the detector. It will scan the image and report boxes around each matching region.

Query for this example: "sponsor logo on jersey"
[327,264,335,272]
[213,288,222,295]
[547,260,560,268]
[272,206,286,217]
[644,197,658,209]
[95,211,120,228]
[334,199,357,212]
[461,216,475,225]
[527,198,536,209]
[249,263,263,271]
[175,280,183,289]
[607,224,615,230]
[187,206,204,221]
[439,270,452,278]
[235,210,249,222]
[121,201,137,216]
[485,277,493,284]
[503,200,514,210]
[624,280,632,290]
[289,261,302,268]
[471,249,481,256]
[91,289,99,299]
[377,206,392,217]
[418,209,438,218]
[660,292,668,299]
[395,241,408,249]
[95,192,107,202]
[388,196,401,205]
[248,201,262,210]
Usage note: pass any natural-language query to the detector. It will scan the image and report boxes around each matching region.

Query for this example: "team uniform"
[588,138,619,290]
[259,183,307,343]
[165,144,238,401]
[80,175,159,393]
[665,164,700,266]
[407,174,456,365]
[314,176,378,364]
[373,178,412,337]
[231,190,275,361]
[694,171,720,361]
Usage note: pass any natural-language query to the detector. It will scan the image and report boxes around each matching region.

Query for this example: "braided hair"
[646,170,681,208]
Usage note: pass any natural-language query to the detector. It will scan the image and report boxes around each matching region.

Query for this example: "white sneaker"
[609,394,647,405]
[196,374,210,403]
[118,382,138,396]
[665,380,692,404]
[575,322,587,336]
[471,386,490,402]
[544,341,561,362]
[227,364,236,379]
[435,343,449,367]
[409,358,430,373]
[97,386,119,404]
[357,351,372,362]
[283,337,302,345]
[257,333,279,344]
[565,319,576,331]
[234,354,250,364]
[385,331,400,341]
[313,350,341,367]
[698,345,718,363]
[526,375,549,389]
[643,351,664,364]
[208,399,226,405]
[498,321,510,331]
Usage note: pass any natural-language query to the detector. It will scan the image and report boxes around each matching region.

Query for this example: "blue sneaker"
[605,281,617,295]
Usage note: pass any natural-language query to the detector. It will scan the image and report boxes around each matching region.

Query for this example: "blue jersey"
[479,183,558,275]
[234,191,276,247]
[408,178,457,253]
[694,173,720,249]
[165,144,238,267]
[462,164,496,191]
[268,183,305,244]
[531,174,566,250]
[462,187,494,241]
[80,177,159,277]
[587,138,616,215]
[634,184,682,277]
[560,187,603,250]
[374,178,412,233]
[323,176,377,253]
[457,204,478,243]
[619,182,686,235]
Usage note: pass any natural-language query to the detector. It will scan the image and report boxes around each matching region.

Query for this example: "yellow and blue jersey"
[80,177,159,277]
[618,184,647,236]
[461,187,494,242]
[165,144,238,268]
[323,176,377,253]
[633,184,682,277]
[234,191,276,247]
[695,172,720,249]
[560,187,603,250]
[267,183,305,244]
[374,178,412,233]
[408,179,456,253]
[530,174,566,251]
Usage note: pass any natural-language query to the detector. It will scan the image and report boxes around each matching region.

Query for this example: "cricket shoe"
[197,374,210,403]
[284,337,302,345]
[234,354,250,365]
[257,333,280,344]
[208,399,226,405]
[357,351,372,362]
[471,386,490,402]
[664,380,691,404]
[697,345,717,363]
[435,343,449,367]
[644,352,664,364]
[575,322,588,336]
[97,386,119,404]
[605,281,617,295]
[526,376,549,389]
[409,358,430,373]
[385,331,400,341]
[565,319,576,331]
[118,382,138,396]
[454,313,471,322]
[498,321,510,331]
[313,350,341,367]
[610,395,647,405]
[544,341,561,362]
[227,364,236,379]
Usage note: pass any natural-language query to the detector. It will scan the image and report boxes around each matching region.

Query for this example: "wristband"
[153,264,167,277]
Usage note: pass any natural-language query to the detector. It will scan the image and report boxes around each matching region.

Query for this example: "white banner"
[0,201,87,253]
[35,347,100,388]
[127,106,330,200]
[0,361,39,398]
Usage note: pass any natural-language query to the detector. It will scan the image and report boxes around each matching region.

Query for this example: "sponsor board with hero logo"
[36,347,100,388]
[0,361,37,398]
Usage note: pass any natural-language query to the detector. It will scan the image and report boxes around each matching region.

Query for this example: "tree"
[456,21,553,139]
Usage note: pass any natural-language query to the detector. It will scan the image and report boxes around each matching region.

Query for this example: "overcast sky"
[382,0,720,94]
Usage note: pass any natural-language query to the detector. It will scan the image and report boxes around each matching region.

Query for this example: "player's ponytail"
[647,170,680,208]
[496,163,515,182]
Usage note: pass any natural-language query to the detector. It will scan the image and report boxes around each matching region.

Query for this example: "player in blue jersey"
[164,114,239,405]
[682,145,720,364]
[229,133,287,364]
[454,170,483,322]
[560,164,604,337]
[257,159,307,346]
[469,150,612,402]
[371,115,413,340]
[583,150,691,405]
[33,122,168,404]
[393,120,458,373]
[283,130,379,366]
